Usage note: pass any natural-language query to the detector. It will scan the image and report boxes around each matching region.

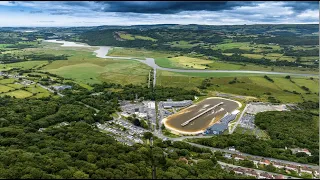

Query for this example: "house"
[285,164,299,172]
[272,161,285,169]
[259,172,273,179]
[297,149,312,156]
[228,146,236,151]
[245,169,258,178]
[260,159,271,166]
[300,166,313,174]
[223,153,232,159]
[233,154,245,161]
[233,167,246,175]
[273,174,285,179]
[178,157,188,164]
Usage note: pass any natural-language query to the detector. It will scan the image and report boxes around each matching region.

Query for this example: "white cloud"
[0,1,15,6]
[297,9,319,19]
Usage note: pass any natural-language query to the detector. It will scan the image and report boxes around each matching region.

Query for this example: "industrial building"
[162,99,193,109]
[204,110,239,135]
[52,85,72,91]
[204,123,228,135]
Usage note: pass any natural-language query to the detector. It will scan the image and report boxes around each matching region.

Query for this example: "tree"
[143,132,153,140]
[73,170,89,179]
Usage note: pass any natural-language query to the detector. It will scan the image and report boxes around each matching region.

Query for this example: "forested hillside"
[0,96,245,179]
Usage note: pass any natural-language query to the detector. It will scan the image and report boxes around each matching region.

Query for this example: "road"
[183,142,319,170]
[30,78,320,171]
[218,161,301,179]
[36,83,64,97]
[37,80,320,170]
[46,40,317,77]
[229,104,249,134]
[45,40,317,93]
[137,58,316,77]
[33,40,320,170]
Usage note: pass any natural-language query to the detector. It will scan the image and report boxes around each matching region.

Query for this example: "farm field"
[0,61,49,70]
[108,47,170,58]
[0,78,15,84]
[6,83,24,89]
[0,77,53,98]
[17,42,151,85]
[212,42,251,50]
[292,78,320,93]
[45,59,151,85]
[169,41,200,48]
[118,32,157,41]
[154,56,318,74]
[1,89,33,98]
[278,56,296,62]
[156,70,319,103]
[0,84,14,93]
[242,54,265,59]
[156,56,213,69]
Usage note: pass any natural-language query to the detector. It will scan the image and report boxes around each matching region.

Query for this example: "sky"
[0,1,318,27]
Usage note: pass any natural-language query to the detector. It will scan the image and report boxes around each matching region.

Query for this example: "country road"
[184,142,319,170]
[229,104,249,134]
[218,161,301,179]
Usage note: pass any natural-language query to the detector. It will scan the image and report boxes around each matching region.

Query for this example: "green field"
[0,61,49,70]
[291,78,319,92]
[242,54,265,59]
[108,47,170,58]
[26,85,52,98]
[279,56,297,62]
[119,33,157,41]
[0,84,14,93]
[0,78,15,84]
[156,70,319,103]
[169,41,200,48]
[45,59,151,85]
[155,56,317,74]
[6,83,24,89]
[212,42,251,50]
[1,90,33,98]
[155,56,213,69]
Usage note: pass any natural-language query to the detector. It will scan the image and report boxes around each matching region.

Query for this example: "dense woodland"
[190,110,319,165]
[0,94,247,179]
[78,25,318,69]
[0,53,68,64]
[0,24,319,178]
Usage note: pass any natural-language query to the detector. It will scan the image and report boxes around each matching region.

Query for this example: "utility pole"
[150,137,156,179]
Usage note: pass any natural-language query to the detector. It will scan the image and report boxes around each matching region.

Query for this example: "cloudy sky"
[0,1,318,27]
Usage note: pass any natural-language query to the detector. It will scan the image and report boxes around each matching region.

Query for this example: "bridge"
[181,102,224,127]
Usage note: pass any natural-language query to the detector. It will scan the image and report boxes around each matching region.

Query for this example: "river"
[43,39,316,77]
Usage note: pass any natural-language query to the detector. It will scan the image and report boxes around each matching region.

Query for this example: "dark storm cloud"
[284,1,319,12]
[94,1,257,14]
[91,1,319,14]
